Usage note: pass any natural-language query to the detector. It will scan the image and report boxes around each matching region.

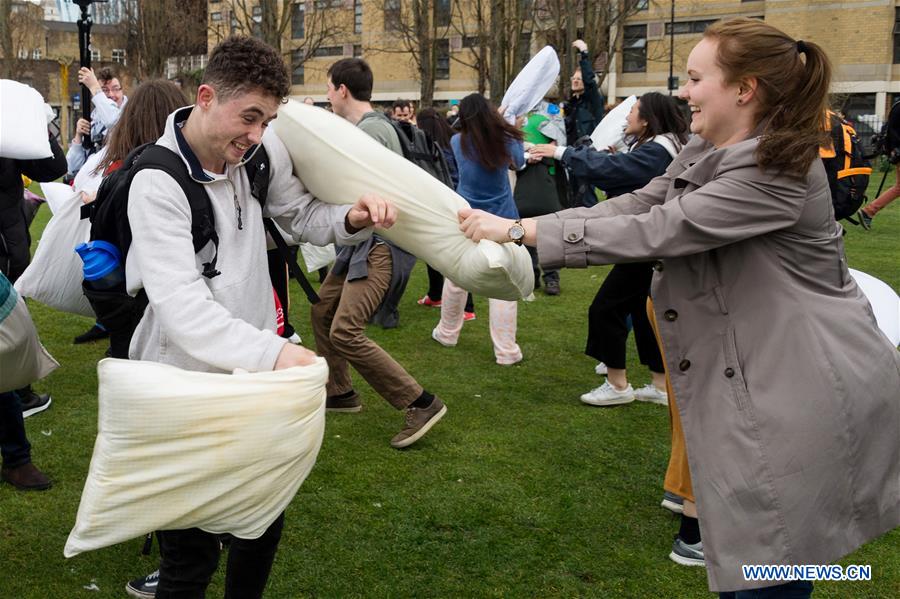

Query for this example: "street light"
[70,0,108,152]
[667,0,677,95]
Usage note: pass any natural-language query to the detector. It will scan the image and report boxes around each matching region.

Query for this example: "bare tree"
[534,0,657,100]
[115,0,206,80]
[369,1,455,107]
[0,0,44,80]
[448,0,489,95]
[223,0,350,77]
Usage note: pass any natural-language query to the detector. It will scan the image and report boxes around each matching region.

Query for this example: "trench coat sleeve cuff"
[536,216,588,270]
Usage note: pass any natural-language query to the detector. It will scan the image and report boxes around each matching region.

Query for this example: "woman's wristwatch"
[507,219,525,245]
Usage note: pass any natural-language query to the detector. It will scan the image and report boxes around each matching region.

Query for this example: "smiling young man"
[67,66,128,177]
[123,36,395,598]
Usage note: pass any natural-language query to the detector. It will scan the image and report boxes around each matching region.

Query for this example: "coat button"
[724,367,735,378]
[679,359,691,371]
[653,261,664,272]
[664,310,678,322]
[566,233,578,241]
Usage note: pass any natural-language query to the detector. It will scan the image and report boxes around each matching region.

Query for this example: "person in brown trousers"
[455,17,900,598]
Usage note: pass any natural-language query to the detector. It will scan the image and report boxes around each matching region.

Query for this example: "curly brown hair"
[95,67,117,83]
[202,36,290,101]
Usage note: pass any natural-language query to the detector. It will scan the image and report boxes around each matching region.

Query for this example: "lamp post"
[667,0,676,95]
[71,0,108,152]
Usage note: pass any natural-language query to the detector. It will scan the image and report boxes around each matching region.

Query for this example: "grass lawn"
[2,173,898,598]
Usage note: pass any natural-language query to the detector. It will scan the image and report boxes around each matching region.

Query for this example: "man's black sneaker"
[125,569,159,599]
[326,393,362,413]
[21,392,51,418]
[857,209,873,230]
[73,324,109,344]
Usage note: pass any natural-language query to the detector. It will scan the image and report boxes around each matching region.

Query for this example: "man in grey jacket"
[123,36,396,599]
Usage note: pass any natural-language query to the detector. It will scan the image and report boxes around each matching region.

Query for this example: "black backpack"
[80,143,317,358]
[871,100,900,164]
[820,111,872,221]
[389,119,454,188]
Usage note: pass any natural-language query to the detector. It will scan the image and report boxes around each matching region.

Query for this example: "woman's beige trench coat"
[537,135,900,592]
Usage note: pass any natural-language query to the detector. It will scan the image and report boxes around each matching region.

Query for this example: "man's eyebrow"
[241,107,266,117]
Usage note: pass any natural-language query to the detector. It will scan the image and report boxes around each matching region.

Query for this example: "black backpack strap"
[263,218,320,304]
[132,145,221,279]
[245,144,270,207]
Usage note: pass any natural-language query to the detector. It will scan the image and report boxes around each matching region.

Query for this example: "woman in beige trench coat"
[459,17,900,596]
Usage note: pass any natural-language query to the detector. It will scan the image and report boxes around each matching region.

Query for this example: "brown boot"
[1,463,52,491]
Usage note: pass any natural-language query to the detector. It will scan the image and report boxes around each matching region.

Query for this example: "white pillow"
[300,242,336,273]
[501,46,561,124]
[591,95,637,151]
[849,268,900,347]
[0,285,59,393]
[64,357,328,557]
[15,183,94,317]
[271,101,533,300]
[0,80,53,159]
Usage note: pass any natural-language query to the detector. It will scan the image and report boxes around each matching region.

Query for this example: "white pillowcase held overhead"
[272,102,533,300]
[64,358,329,558]
[0,80,53,159]
[591,95,638,152]
[500,46,561,124]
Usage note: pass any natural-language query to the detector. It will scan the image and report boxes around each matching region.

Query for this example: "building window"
[462,36,480,49]
[211,11,222,21]
[665,19,718,35]
[252,5,262,22]
[292,2,305,39]
[384,0,401,32]
[314,45,344,58]
[435,0,451,28]
[90,48,101,62]
[622,24,646,72]
[435,39,450,79]
[32,48,42,60]
[17,48,28,59]
[627,0,649,9]
[354,0,363,33]
[291,50,305,85]
[112,49,126,64]
[315,0,343,8]
[895,8,900,63]
[353,44,363,57]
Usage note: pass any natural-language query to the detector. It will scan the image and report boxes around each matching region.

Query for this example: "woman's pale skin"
[459,37,760,518]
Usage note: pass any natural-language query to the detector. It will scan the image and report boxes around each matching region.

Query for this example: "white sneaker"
[579,380,634,406]
[595,362,608,375]
[634,384,668,405]
[287,333,302,345]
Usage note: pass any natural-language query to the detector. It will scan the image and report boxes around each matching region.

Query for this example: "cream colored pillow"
[271,101,533,301]
[0,80,53,159]
[0,286,59,393]
[64,358,328,557]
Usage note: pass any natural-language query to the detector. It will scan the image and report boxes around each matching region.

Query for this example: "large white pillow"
[591,95,637,151]
[501,46,561,124]
[15,183,94,317]
[64,357,328,557]
[849,268,900,347]
[0,80,53,159]
[0,282,59,393]
[272,101,533,300]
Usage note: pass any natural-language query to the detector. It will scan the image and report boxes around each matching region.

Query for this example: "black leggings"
[156,513,285,598]
[585,262,663,373]
[426,264,474,312]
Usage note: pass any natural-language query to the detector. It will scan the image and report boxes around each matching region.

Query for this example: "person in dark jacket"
[0,128,66,419]
[531,92,689,407]
[563,39,606,206]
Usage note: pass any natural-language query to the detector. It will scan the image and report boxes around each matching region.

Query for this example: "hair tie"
[796,40,808,54]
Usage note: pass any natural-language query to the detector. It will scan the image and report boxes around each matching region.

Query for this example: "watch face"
[509,224,525,241]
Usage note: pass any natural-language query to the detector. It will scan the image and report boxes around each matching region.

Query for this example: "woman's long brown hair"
[95,79,189,174]
[704,17,831,176]
[457,93,523,171]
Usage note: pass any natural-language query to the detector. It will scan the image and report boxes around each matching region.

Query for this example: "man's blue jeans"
[0,391,31,468]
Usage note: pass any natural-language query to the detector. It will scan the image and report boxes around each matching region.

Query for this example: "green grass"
[3,175,898,598]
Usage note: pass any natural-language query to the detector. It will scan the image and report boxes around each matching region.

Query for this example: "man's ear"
[196,84,215,109]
